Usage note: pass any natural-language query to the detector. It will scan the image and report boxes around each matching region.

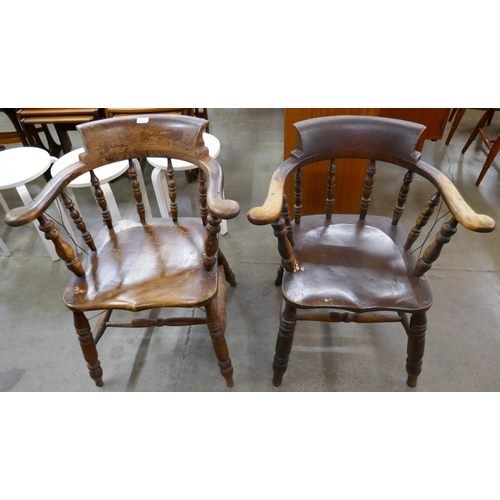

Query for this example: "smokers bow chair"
[5,114,239,387]
[248,115,495,388]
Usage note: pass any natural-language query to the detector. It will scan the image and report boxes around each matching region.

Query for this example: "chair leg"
[462,109,495,154]
[73,311,103,387]
[445,108,466,145]
[406,310,427,387]
[272,301,297,387]
[275,264,284,286]
[205,300,234,387]
[475,135,500,186]
[217,249,237,287]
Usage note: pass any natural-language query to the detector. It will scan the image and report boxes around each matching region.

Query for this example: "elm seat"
[283,215,432,312]
[64,218,217,312]
[248,115,495,389]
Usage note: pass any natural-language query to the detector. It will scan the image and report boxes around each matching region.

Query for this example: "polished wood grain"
[5,114,239,387]
[249,115,495,388]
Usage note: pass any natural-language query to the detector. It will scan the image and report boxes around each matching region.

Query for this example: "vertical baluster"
[405,192,441,250]
[414,217,458,277]
[359,160,376,220]
[281,194,294,246]
[392,170,414,225]
[325,159,337,220]
[199,168,208,226]
[61,191,96,251]
[166,158,178,223]
[203,211,221,271]
[37,214,85,277]
[128,159,146,224]
[294,168,303,224]
[90,171,113,229]
[271,215,298,273]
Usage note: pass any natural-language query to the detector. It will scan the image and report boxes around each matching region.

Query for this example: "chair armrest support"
[415,160,495,233]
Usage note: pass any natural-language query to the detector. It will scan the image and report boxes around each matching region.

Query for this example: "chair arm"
[416,160,495,233]
[4,160,90,227]
[198,157,240,220]
[247,158,297,225]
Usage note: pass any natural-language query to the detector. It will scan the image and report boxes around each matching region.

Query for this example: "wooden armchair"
[5,114,240,387]
[248,115,495,388]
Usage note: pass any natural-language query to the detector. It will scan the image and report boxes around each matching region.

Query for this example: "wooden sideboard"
[284,108,450,215]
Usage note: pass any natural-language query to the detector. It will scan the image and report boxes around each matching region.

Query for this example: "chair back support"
[5,115,239,278]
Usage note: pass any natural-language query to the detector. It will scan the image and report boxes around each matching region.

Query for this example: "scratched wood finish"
[5,114,240,388]
[283,109,450,216]
[249,115,494,389]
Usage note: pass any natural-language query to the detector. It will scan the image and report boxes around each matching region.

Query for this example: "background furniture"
[445,108,497,145]
[460,109,500,186]
[17,108,103,157]
[248,115,495,388]
[4,114,240,388]
[0,147,59,260]
[0,108,29,151]
[283,109,451,216]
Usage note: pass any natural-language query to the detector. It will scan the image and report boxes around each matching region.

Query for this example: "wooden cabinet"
[284,108,450,215]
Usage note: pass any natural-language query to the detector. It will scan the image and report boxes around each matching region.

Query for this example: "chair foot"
[272,302,297,387]
[206,300,234,386]
[73,311,104,387]
[405,311,426,388]
[275,265,284,286]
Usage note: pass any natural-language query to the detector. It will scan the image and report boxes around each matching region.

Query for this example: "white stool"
[51,147,153,223]
[0,147,59,260]
[147,133,228,235]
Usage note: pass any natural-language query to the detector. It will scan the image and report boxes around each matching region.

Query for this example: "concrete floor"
[1,108,500,392]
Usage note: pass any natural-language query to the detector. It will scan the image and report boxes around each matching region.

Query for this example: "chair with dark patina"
[248,115,495,388]
[5,114,239,387]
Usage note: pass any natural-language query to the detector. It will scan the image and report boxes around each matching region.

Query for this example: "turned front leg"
[206,300,234,387]
[73,311,103,387]
[272,301,297,387]
[406,311,427,387]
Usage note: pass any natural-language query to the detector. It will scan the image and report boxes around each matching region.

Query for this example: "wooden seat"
[248,115,495,389]
[5,114,240,388]
[460,109,500,186]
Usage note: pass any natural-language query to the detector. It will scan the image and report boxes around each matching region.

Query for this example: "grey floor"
[1,108,500,392]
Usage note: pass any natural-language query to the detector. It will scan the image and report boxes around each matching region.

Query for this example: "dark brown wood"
[414,217,459,277]
[406,311,427,387]
[61,191,96,251]
[325,159,337,220]
[359,160,376,220]
[281,194,294,246]
[405,192,441,250]
[392,170,413,225]
[37,214,84,276]
[283,109,450,216]
[293,167,303,224]
[73,311,103,387]
[166,157,178,222]
[128,159,146,224]
[249,114,495,389]
[5,114,240,387]
[90,170,113,229]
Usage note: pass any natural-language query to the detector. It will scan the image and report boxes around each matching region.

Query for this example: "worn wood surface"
[249,114,495,389]
[5,114,239,388]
